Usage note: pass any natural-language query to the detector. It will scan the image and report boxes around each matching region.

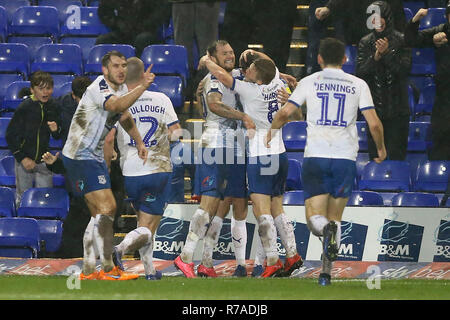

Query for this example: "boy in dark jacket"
[6,71,61,206]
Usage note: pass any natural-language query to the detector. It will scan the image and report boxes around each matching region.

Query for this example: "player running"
[111,57,182,280]
[62,51,153,280]
[266,38,386,285]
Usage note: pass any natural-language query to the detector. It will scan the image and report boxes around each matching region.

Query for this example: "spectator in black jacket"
[356,1,412,161]
[307,0,406,75]
[404,5,450,160]
[55,76,92,146]
[96,0,171,57]
[6,71,61,206]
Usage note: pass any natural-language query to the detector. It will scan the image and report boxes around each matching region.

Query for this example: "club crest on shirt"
[98,175,106,184]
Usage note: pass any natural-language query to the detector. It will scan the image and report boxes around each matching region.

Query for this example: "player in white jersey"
[267,38,387,285]
[174,40,256,278]
[199,49,303,278]
[110,57,181,280]
[62,51,155,280]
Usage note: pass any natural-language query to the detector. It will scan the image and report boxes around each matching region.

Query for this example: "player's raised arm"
[199,55,234,89]
[105,65,155,113]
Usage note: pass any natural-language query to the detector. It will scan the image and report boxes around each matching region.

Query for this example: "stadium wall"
[154,204,450,263]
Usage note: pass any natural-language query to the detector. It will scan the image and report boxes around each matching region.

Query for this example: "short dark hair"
[71,76,92,99]
[253,58,276,85]
[126,57,145,84]
[206,40,230,57]
[30,71,54,89]
[318,37,346,66]
[239,51,258,72]
[101,50,127,67]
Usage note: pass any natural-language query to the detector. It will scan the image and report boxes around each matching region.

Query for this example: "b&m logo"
[213,219,255,260]
[275,221,309,260]
[377,214,423,262]
[336,221,367,261]
[433,218,450,262]
[153,216,189,260]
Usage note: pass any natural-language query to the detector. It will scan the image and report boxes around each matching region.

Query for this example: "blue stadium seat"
[407,121,431,152]
[419,8,447,30]
[60,36,97,63]
[356,152,370,179]
[411,48,436,75]
[286,158,302,191]
[85,44,135,74]
[342,45,357,74]
[282,190,304,205]
[0,149,11,160]
[17,187,70,220]
[359,160,411,192]
[0,74,23,109]
[0,156,15,186]
[391,192,439,207]
[0,186,16,217]
[151,76,184,109]
[415,84,435,116]
[37,0,83,23]
[286,151,304,166]
[409,75,434,94]
[356,121,368,151]
[378,192,397,206]
[414,160,449,193]
[31,43,83,75]
[436,193,450,207]
[141,44,189,86]
[403,1,425,15]
[7,36,53,61]
[9,6,60,39]
[53,81,72,98]
[348,190,384,206]
[0,117,11,148]
[0,43,29,77]
[282,121,307,151]
[2,81,30,112]
[406,152,428,183]
[60,6,109,37]
[36,219,63,253]
[52,74,76,89]
[0,0,30,23]
[404,7,414,21]
[0,217,41,258]
[408,85,416,119]
[0,6,7,42]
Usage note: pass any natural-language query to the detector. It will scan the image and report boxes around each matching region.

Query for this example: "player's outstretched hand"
[41,151,59,165]
[412,8,428,23]
[142,64,155,88]
[137,142,148,165]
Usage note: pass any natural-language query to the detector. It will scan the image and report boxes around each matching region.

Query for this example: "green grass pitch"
[0,276,448,300]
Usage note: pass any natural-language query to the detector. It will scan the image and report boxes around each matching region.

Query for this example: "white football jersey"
[232,68,286,157]
[288,68,374,161]
[200,69,244,156]
[62,75,128,162]
[116,90,179,176]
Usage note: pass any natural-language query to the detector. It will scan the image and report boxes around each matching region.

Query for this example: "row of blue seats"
[283,121,433,153]
[283,190,449,207]
[285,158,449,194]
[0,186,69,257]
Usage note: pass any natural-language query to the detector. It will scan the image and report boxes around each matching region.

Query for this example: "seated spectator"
[356,1,411,161]
[6,71,61,207]
[55,76,92,146]
[96,0,171,57]
[404,4,450,160]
